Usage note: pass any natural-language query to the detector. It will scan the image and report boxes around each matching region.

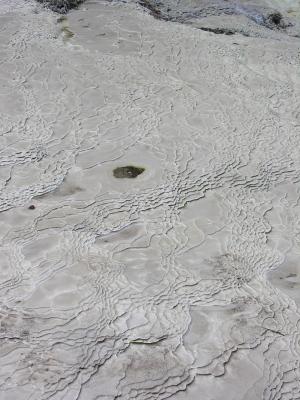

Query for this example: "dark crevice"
[199,27,236,35]
[268,12,282,25]
[138,0,169,20]
[265,12,291,29]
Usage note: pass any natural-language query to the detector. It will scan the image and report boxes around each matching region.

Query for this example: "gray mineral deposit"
[0,0,300,399]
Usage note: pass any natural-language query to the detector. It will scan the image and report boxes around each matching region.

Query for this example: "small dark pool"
[113,166,145,179]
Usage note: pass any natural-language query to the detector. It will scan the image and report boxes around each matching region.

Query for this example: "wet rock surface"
[1,0,300,399]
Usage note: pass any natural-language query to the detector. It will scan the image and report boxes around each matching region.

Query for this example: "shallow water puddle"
[113,166,145,178]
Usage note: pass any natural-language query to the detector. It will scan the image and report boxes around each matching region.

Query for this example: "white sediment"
[0,0,300,399]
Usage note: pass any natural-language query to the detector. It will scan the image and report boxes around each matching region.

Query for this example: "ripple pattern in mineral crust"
[1,0,300,399]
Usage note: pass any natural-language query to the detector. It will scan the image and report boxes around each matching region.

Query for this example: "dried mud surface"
[1,0,300,399]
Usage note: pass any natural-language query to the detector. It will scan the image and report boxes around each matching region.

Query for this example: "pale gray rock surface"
[0,0,300,399]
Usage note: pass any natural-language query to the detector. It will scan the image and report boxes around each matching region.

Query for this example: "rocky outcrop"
[36,0,86,13]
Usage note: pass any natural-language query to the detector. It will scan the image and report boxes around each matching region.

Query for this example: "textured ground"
[1,0,300,399]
